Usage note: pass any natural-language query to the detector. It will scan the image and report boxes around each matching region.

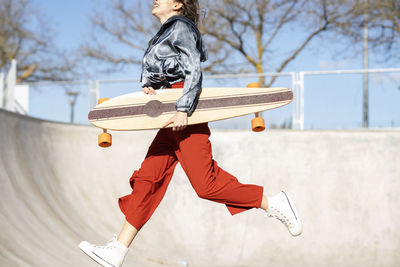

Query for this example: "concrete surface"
[0,108,399,267]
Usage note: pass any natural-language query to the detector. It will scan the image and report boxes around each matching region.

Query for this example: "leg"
[79,129,178,267]
[117,220,138,248]
[172,124,302,237]
[172,123,264,214]
[119,128,178,232]
[260,195,269,210]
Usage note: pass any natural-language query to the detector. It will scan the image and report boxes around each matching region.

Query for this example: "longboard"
[88,87,293,131]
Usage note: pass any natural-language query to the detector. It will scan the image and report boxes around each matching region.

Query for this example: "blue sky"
[27,0,400,129]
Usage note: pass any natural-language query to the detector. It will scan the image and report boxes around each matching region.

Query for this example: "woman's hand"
[162,111,188,131]
[142,86,156,95]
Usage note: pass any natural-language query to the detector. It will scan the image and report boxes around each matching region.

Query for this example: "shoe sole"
[281,191,303,236]
[78,242,116,267]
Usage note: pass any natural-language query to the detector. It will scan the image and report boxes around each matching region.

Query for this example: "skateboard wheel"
[247,82,260,88]
[251,117,265,132]
[98,98,110,104]
[98,132,112,148]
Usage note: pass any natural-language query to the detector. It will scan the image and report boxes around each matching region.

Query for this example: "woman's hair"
[174,0,200,26]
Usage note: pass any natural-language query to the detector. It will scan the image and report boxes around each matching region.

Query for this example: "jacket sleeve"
[170,21,203,116]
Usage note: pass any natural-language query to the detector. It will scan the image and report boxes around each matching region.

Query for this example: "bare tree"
[323,0,400,128]
[349,0,399,59]
[371,0,400,55]
[330,0,400,57]
[81,0,159,71]
[200,0,362,86]
[0,0,76,82]
[83,0,361,86]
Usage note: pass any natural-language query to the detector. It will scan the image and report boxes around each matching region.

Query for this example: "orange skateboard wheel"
[251,117,265,132]
[247,82,260,88]
[248,82,265,132]
[98,132,112,148]
[98,98,110,104]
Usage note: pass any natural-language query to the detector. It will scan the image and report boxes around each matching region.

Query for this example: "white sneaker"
[265,191,302,236]
[79,235,128,267]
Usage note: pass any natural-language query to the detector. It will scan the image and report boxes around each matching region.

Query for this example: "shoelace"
[95,234,118,250]
[265,207,293,228]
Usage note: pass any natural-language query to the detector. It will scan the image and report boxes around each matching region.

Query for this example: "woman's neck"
[159,12,180,24]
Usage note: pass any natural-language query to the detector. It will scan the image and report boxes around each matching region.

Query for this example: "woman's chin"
[152,10,160,18]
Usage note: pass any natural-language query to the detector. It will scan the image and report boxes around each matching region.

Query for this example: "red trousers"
[118,83,263,231]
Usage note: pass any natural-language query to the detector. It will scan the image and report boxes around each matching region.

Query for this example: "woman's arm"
[170,20,203,117]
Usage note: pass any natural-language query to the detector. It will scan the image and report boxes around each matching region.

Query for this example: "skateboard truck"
[247,82,266,132]
[97,98,112,148]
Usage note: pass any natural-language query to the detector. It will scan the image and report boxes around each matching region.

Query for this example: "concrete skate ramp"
[1,108,400,267]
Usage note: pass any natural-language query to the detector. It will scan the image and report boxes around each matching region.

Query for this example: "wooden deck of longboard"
[88,87,293,131]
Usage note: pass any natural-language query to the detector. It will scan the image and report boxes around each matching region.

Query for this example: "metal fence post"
[5,59,17,111]
[291,72,297,129]
[0,72,4,108]
[292,72,305,130]
[299,72,304,130]
[89,80,99,110]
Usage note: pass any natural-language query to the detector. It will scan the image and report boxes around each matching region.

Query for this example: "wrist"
[177,111,188,116]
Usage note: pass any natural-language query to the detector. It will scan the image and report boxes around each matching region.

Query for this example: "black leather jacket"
[141,15,207,116]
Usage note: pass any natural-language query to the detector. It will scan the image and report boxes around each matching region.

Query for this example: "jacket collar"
[161,15,199,35]
[153,15,207,62]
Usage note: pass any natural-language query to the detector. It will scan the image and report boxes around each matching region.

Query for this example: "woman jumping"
[79,0,302,266]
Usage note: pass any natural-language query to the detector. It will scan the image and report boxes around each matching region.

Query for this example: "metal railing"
[2,59,399,129]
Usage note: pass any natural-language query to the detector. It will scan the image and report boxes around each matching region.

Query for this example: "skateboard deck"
[88,87,293,131]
